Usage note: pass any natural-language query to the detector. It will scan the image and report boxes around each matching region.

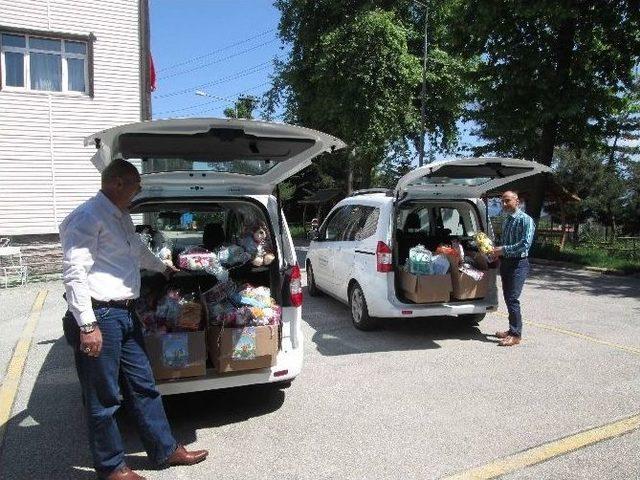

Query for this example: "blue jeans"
[499,257,530,337]
[63,307,177,476]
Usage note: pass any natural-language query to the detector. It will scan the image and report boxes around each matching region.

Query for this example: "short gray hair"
[101,159,139,185]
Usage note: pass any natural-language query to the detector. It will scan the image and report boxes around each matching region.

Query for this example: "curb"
[529,257,638,277]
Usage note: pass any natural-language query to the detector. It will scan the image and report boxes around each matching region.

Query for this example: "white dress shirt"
[60,191,167,327]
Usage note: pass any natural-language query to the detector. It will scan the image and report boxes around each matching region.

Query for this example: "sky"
[149,0,287,120]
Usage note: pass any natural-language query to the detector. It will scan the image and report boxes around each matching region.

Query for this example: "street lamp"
[194,90,236,117]
[413,0,429,167]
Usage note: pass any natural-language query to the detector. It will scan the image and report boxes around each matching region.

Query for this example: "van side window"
[322,206,353,241]
[402,207,430,233]
[353,207,379,241]
[438,207,466,236]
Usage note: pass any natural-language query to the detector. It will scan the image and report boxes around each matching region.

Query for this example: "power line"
[154,60,277,99]
[155,82,271,117]
[158,38,279,81]
[157,28,276,73]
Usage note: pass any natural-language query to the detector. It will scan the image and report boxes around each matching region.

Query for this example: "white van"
[85,118,346,394]
[305,157,550,330]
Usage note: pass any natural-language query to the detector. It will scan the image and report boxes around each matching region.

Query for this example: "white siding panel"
[0,0,143,235]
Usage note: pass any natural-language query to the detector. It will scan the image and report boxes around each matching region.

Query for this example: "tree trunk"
[573,221,580,242]
[530,14,577,222]
[559,201,567,250]
[346,150,354,195]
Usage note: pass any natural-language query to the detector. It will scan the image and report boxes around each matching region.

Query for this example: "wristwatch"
[79,322,98,334]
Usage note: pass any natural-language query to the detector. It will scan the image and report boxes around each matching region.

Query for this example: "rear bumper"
[370,300,498,318]
[363,272,499,318]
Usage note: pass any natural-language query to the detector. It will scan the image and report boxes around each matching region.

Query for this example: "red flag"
[149,53,157,92]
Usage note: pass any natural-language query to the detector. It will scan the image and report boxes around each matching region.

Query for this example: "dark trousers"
[63,307,176,476]
[499,257,530,337]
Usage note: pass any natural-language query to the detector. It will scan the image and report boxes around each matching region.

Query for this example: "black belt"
[91,298,136,310]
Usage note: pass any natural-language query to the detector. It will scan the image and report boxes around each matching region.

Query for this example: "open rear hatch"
[395,157,551,200]
[85,118,346,196]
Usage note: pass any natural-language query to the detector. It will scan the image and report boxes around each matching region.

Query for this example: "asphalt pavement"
[0,261,638,479]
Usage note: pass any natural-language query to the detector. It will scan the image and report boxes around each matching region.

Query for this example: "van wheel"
[349,283,377,331]
[306,262,321,297]
[459,313,486,325]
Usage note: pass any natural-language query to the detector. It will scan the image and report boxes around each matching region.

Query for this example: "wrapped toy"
[431,254,450,275]
[408,245,433,275]
[217,244,251,267]
[178,246,217,271]
[474,232,494,255]
[240,224,275,267]
[436,245,460,261]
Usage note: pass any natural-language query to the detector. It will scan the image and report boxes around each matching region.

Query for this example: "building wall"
[0,0,146,235]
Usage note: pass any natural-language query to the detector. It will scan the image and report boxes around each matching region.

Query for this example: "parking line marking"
[443,413,640,479]
[0,289,48,450]
[494,311,640,356]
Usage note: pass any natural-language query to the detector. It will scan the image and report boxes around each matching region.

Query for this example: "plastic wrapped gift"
[473,232,494,255]
[232,285,275,309]
[217,244,251,266]
[178,246,218,270]
[431,254,451,275]
[408,245,434,275]
[202,280,238,305]
[459,263,485,281]
[177,301,202,331]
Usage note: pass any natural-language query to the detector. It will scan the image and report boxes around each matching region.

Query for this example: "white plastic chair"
[0,239,28,287]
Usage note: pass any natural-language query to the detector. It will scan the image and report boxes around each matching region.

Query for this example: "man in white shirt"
[60,160,208,480]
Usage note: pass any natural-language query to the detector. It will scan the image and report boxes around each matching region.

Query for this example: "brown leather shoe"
[165,445,209,466]
[495,330,510,339]
[499,335,521,347]
[100,466,146,480]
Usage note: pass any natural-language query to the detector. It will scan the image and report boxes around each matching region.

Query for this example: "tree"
[268,6,421,192]
[551,148,627,240]
[267,1,475,193]
[448,1,640,221]
[224,96,258,119]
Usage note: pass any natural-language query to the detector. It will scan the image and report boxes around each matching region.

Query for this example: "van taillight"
[376,241,393,272]
[290,264,303,307]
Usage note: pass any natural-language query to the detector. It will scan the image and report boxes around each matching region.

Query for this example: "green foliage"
[224,96,258,119]
[449,2,640,160]
[268,1,473,191]
[372,142,414,188]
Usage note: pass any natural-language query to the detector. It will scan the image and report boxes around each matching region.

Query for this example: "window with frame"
[347,206,380,241]
[321,206,353,241]
[1,32,88,93]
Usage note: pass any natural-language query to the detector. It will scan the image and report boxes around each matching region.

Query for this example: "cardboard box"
[208,325,278,374]
[451,266,496,300]
[144,331,207,381]
[399,270,452,303]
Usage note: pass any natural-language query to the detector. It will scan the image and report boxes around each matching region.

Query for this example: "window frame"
[0,27,94,96]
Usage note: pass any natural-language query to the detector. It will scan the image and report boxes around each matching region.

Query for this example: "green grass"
[288,224,307,239]
[531,243,640,274]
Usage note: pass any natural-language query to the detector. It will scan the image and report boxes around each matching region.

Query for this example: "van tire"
[349,283,377,331]
[458,313,486,325]
[306,262,321,297]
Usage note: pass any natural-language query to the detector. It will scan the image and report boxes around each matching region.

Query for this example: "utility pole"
[414,0,429,167]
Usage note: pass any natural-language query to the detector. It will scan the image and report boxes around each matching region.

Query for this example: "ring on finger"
[83,346,91,353]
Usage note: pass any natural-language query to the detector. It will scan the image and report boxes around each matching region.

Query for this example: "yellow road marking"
[444,413,640,479]
[0,289,48,449]
[494,311,640,356]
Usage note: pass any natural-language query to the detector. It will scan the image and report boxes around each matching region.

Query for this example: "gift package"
[400,234,497,303]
